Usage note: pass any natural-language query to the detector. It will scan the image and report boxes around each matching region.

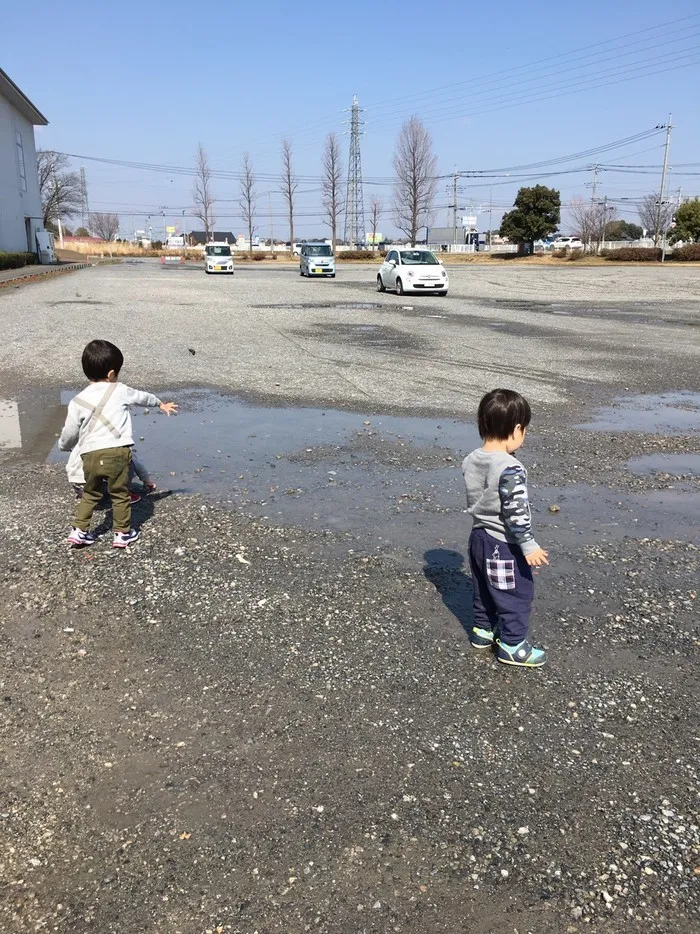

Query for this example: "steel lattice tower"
[343,95,365,248]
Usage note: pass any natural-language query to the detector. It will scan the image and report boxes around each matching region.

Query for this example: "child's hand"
[160,402,178,417]
[526,547,549,567]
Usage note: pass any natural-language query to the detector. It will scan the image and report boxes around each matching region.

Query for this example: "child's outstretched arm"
[498,465,549,567]
[58,401,80,451]
[122,386,178,416]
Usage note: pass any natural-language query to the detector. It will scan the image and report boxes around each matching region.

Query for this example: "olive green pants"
[75,446,132,533]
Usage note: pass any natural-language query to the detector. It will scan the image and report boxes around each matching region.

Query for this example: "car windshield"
[400,250,439,265]
[306,245,332,256]
[206,245,231,256]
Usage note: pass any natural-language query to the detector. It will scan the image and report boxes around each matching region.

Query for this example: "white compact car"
[377,249,448,296]
[204,242,234,274]
[551,236,584,251]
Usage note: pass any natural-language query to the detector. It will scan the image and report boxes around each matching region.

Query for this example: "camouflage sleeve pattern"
[498,465,540,555]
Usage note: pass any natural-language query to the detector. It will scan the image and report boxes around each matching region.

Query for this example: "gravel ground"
[0,261,698,413]
[1,265,699,933]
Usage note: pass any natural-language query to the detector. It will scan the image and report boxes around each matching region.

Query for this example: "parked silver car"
[300,243,335,277]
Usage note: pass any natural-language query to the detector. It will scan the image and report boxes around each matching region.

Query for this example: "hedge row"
[600,245,700,262]
[672,243,700,261]
[338,250,375,260]
[0,251,36,271]
[602,248,662,262]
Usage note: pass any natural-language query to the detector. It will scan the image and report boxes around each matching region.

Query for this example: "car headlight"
[441,270,447,278]
[407,271,414,277]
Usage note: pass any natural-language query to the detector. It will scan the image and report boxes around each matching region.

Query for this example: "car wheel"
[396,277,404,296]
[376,275,385,292]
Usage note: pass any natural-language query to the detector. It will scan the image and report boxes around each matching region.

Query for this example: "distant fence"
[427,242,519,254]
[597,239,655,251]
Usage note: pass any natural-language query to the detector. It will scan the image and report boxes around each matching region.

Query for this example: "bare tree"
[321,133,343,249]
[280,138,298,251]
[36,151,82,227]
[569,197,617,250]
[239,152,257,255]
[369,197,383,250]
[89,213,120,241]
[638,192,674,241]
[193,144,216,241]
[392,117,438,246]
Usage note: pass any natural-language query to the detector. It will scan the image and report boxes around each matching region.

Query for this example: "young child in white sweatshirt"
[59,340,177,548]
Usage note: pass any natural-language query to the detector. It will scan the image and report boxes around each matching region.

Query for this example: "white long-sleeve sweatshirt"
[59,382,161,456]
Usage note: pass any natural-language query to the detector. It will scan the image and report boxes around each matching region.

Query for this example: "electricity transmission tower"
[343,95,365,249]
[80,166,90,227]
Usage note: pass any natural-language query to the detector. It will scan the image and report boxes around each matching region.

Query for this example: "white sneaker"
[67,528,95,547]
[112,529,140,549]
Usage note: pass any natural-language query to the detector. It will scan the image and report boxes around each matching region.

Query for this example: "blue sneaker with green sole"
[496,639,547,668]
[469,626,495,649]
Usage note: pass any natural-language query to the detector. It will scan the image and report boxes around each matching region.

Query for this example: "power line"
[363,14,700,118]
[239,14,700,156]
[366,48,700,135]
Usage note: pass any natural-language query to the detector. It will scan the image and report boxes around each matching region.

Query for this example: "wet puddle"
[627,453,700,477]
[3,389,698,556]
[253,302,384,311]
[534,485,699,546]
[37,390,478,555]
[578,392,700,434]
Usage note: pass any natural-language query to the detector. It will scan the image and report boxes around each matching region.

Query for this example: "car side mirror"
[389,259,396,266]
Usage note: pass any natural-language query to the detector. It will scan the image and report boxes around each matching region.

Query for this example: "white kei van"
[204,242,234,274]
[299,243,335,277]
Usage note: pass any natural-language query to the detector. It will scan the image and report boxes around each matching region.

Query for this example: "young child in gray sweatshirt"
[462,389,548,668]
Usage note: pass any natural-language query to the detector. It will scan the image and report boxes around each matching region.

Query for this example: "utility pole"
[343,95,365,249]
[80,166,89,228]
[654,114,672,252]
[52,168,64,248]
[600,196,608,253]
[488,185,493,250]
[453,170,458,249]
[269,191,275,258]
[584,164,601,253]
[586,164,601,202]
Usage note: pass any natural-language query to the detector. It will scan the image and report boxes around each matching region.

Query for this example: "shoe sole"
[497,656,546,668]
[67,537,95,547]
[470,641,494,650]
[112,540,138,549]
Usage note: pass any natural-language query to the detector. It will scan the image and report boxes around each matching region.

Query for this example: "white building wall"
[0,94,43,253]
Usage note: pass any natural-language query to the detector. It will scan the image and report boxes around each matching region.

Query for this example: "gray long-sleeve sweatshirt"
[462,448,540,556]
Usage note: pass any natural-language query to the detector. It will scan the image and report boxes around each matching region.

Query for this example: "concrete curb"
[0,263,91,289]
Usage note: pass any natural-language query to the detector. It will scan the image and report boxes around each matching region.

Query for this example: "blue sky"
[3,0,699,239]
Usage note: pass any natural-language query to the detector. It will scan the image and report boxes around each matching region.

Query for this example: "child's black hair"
[477,388,532,440]
[82,340,124,381]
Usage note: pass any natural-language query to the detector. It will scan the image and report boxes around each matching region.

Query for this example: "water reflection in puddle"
[578,392,700,435]
[627,453,700,477]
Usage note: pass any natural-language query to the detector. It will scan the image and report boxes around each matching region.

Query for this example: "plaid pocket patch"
[486,558,516,591]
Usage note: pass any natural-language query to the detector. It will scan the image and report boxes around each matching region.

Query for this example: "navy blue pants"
[468,528,534,645]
